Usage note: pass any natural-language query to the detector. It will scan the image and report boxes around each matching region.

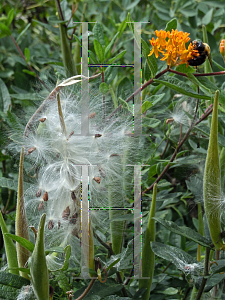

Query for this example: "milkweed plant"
[2,12,225,300]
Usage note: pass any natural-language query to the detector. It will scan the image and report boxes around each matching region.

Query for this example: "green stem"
[16,147,30,279]
[0,211,19,275]
[203,90,223,250]
[55,0,76,77]
[139,183,157,300]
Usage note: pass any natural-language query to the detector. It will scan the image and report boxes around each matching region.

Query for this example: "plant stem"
[107,67,169,120]
[75,278,96,300]
[16,147,30,279]
[195,247,210,300]
[57,93,67,136]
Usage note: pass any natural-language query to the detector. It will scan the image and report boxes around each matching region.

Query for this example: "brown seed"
[38,201,44,211]
[69,213,78,224]
[43,191,48,202]
[36,189,42,197]
[58,220,61,229]
[28,147,36,154]
[62,206,70,220]
[93,177,101,184]
[48,220,54,230]
[88,112,96,119]
[166,118,174,124]
[110,153,119,157]
[71,191,76,201]
[95,134,102,138]
[39,117,46,123]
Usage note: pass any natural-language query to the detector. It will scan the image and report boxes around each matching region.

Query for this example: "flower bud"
[220,40,225,61]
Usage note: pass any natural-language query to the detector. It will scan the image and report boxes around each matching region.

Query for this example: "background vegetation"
[1,0,225,299]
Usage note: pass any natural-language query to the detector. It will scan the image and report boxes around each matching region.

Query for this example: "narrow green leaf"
[154,78,211,100]
[6,9,14,27]
[5,233,35,252]
[165,18,177,31]
[89,49,99,64]
[104,66,118,85]
[107,50,126,64]
[22,69,36,77]
[105,32,119,58]
[16,23,31,43]
[93,39,104,63]
[0,22,11,37]
[117,16,128,39]
[24,48,30,62]
[93,23,105,46]
[153,217,212,248]
[0,212,19,275]
[142,38,157,78]
[0,78,11,113]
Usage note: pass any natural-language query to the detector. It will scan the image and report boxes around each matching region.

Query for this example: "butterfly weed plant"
[2,8,225,300]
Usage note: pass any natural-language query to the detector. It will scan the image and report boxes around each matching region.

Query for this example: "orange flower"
[149,29,198,67]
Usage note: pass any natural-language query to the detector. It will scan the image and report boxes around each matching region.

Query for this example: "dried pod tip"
[71,191,76,201]
[36,189,42,197]
[38,201,45,211]
[93,177,101,184]
[95,133,102,138]
[39,117,46,123]
[88,112,96,119]
[43,191,48,202]
[28,147,36,154]
[62,206,70,220]
[48,220,54,230]
[166,118,174,124]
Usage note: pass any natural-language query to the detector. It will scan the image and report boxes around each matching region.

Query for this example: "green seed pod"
[139,183,157,300]
[30,214,49,300]
[203,90,223,250]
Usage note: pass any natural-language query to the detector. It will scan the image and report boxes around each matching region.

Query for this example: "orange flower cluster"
[148,29,199,67]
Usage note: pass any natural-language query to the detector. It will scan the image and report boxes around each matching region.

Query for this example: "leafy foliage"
[1,1,225,299]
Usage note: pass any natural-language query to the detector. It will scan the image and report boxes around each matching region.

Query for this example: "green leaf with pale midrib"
[153,217,212,248]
